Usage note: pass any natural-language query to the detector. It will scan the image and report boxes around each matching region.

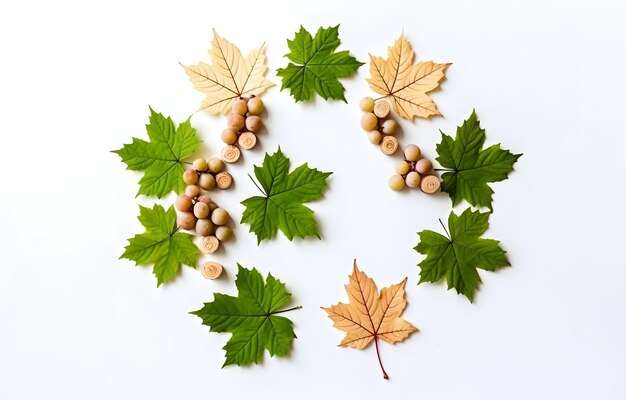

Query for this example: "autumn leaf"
[183,30,274,115]
[322,260,418,380]
[414,208,510,302]
[120,204,199,287]
[436,110,522,210]
[367,33,450,120]
[277,25,363,102]
[113,107,201,198]
[191,264,301,367]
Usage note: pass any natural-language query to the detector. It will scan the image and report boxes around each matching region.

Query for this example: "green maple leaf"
[436,110,522,210]
[277,25,363,102]
[191,264,301,367]
[113,107,201,198]
[241,148,332,244]
[120,204,199,286]
[414,208,510,302]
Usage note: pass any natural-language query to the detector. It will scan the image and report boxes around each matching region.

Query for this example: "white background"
[1,0,625,398]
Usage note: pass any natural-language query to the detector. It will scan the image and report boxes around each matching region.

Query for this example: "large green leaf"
[241,148,332,244]
[113,108,201,198]
[277,25,363,102]
[414,208,510,302]
[120,204,199,286]
[436,110,522,210]
[191,265,301,367]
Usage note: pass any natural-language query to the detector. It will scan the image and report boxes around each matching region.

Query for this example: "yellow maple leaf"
[183,30,274,115]
[368,33,450,120]
[322,260,418,379]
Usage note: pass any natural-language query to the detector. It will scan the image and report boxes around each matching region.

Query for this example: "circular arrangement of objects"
[221,96,265,163]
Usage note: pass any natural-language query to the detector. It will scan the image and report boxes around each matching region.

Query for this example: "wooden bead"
[404,144,421,162]
[195,218,215,236]
[221,129,238,145]
[201,262,223,280]
[238,132,257,150]
[200,236,220,254]
[215,172,233,190]
[221,145,241,163]
[415,159,433,174]
[420,175,441,194]
[368,130,382,144]
[215,226,233,241]
[380,136,399,155]
[381,119,397,135]
[373,101,391,118]
[361,113,378,131]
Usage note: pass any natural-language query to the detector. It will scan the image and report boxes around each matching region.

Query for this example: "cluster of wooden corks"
[388,144,441,193]
[220,96,264,163]
[183,157,233,191]
[359,96,442,195]
[359,97,399,155]
[175,157,234,278]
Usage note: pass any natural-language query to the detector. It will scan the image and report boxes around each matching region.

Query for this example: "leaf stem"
[434,168,453,172]
[273,305,303,314]
[374,336,389,380]
[439,218,451,240]
[248,173,266,196]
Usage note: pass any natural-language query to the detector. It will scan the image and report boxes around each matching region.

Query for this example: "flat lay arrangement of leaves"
[114,27,521,380]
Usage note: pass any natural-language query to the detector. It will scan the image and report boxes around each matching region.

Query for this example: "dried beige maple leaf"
[322,260,418,379]
[183,30,274,115]
[367,33,450,120]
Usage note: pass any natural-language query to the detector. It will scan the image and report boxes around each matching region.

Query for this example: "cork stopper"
[200,235,220,254]
[201,262,223,280]
[420,175,441,194]
[238,132,257,150]
[373,100,391,118]
[215,172,233,190]
[380,136,399,155]
[221,145,241,163]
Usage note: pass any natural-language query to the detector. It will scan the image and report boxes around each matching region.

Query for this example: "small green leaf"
[414,208,510,302]
[191,264,301,367]
[277,25,363,102]
[120,204,199,286]
[241,148,332,244]
[436,110,522,210]
[113,108,202,198]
